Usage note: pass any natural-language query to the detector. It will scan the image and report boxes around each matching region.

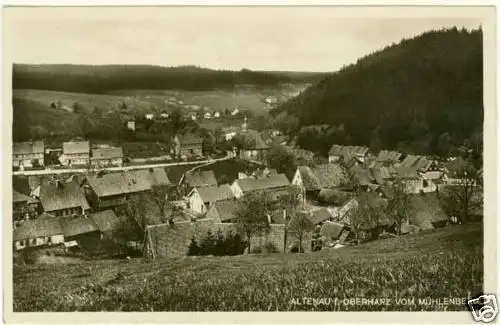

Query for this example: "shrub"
[263,242,279,253]
[194,230,247,256]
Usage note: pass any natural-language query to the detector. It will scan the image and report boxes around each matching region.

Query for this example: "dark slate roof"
[63,141,90,155]
[185,170,218,188]
[90,209,120,232]
[13,216,63,241]
[320,221,345,239]
[233,129,269,150]
[234,173,290,193]
[62,216,99,237]
[86,172,152,197]
[307,207,334,226]
[13,141,44,155]
[91,147,123,160]
[194,184,235,203]
[39,181,90,212]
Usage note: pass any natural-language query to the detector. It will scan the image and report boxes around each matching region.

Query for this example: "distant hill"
[274,27,483,158]
[12,64,326,94]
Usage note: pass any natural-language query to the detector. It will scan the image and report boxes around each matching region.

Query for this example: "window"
[32,238,37,245]
[423,180,429,188]
[47,237,52,244]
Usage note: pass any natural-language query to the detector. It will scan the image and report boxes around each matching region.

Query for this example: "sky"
[5,7,483,72]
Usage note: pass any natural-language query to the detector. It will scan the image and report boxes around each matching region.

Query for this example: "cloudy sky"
[5,6,482,72]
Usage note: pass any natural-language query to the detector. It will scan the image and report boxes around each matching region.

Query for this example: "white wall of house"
[59,153,90,166]
[13,153,45,168]
[225,132,237,141]
[188,190,207,214]
[230,183,244,199]
[328,155,340,163]
[15,233,65,251]
[91,157,123,167]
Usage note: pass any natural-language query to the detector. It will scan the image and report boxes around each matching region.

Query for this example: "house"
[173,134,204,159]
[230,173,290,199]
[83,171,152,210]
[260,130,288,146]
[13,141,45,170]
[59,141,90,166]
[214,111,221,118]
[231,108,239,116]
[13,190,38,222]
[376,150,403,164]
[160,113,169,119]
[190,113,197,121]
[181,170,218,195]
[232,120,269,163]
[328,145,373,164]
[38,180,91,217]
[292,164,348,203]
[145,113,154,120]
[13,216,64,251]
[222,126,239,141]
[187,184,235,214]
[206,199,240,223]
[91,147,124,167]
[204,112,212,119]
[392,166,427,194]
[127,120,136,131]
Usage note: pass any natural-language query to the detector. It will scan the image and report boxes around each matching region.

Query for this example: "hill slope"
[13,224,482,311]
[13,64,326,94]
[275,28,483,157]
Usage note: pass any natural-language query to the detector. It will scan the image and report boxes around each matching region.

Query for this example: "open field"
[13,223,482,311]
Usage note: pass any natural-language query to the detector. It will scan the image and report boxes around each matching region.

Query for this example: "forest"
[273,27,483,162]
[12,64,326,93]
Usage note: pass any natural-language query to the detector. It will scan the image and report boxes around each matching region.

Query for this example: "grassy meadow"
[13,223,482,311]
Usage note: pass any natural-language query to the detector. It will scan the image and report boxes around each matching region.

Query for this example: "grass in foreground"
[13,223,482,311]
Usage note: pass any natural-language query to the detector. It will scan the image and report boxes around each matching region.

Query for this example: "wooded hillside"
[274,28,483,159]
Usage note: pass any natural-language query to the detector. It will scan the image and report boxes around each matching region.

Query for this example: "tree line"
[13,64,325,94]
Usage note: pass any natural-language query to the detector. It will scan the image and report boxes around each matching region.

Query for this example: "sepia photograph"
[3,3,497,323]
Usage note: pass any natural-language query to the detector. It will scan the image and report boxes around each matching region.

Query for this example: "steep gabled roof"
[193,185,235,203]
[86,172,152,197]
[63,141,90,155]
[234,173,289,194]
[62,216,99,237]
[90,209,120,232]
[233,129,269,150]
[13,141,45,155]
[13,216,63,241]
[377,150,403,162]
[209,199,240,222]
[185,170,218,188]
[133,168,171,187]
[297,164,347,191]
[39,181,90,212]
[176,134,204,146]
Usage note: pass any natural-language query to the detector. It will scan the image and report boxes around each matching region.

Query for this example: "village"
[12,109,483,263]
